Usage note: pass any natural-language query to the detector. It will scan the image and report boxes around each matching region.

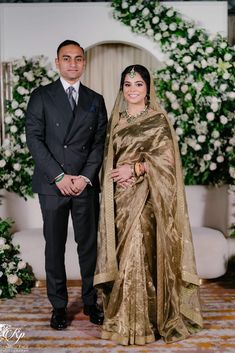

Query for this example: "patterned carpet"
[1,268,235,353]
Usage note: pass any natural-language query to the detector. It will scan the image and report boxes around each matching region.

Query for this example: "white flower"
[142,7,150,17]
[0,237,6,246]
[5,115,13,124]
[223,72,230,80]
[204,154,212,161]
[206,47,214,54]
[220,115,228,124]
[11,100,19,109]
[171,42,177,50]
[224,53,232,61]
[4,149,12,157]
[20,134,26,143]
[152,16,159,24]
[229,167,235,179]
[206,112,215,121]
[12,75,19,83]
[211,102,219,112]
[185,93,192,101]
[179,38,187,45]
[23,71,34,82]
[187,28,195,38]
[7,274,19,284]
[190,44,197,53]
[171,101,180,110]
[220,84,227,92]
[198,135,206,143]
[121,1,128,9]
[176,127,183,135]
[216,156,224,163]
[181,143,188,155]
[10,125,18,133]
[0,160,6,168]
[201,59,208,68]
[194,144,201,151]
[229,137,235,146]
[187,63,194,72]
[220,42,227,49]
[17,86,26,95]
[154,33,162,41]
[210,163,217,171]
[169,23,177,31]
[172,82,179,91]
[181,85,188,93]
[17,261,26,270]
[176,66,183,73]
[147,29,154,36]
[212,130,220,139]
[214,140,221,148]
[13,163,21,171]
[130,19,137,27]
[166,9,174,17]
[166,59,174,67]
[129,5,136,13]
[14,109,23,117]
[159,22,168,31]
[228,92,235,99]
[182,56,191,64]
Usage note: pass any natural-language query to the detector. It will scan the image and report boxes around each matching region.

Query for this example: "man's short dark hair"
[57,40,84,57]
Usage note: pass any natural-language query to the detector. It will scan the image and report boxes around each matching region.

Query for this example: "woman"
[94,65,203,345]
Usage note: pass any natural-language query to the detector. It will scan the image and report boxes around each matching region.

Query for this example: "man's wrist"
[79,175,92,185]
[55,173,65,183]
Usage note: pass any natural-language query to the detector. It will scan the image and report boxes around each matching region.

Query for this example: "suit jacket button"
[64,145,67,149]
[82,146,86,150]
[56,123,60,127]
[61,163,64,167]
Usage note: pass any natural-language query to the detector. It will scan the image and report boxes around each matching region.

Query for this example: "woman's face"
[123,72,147,106]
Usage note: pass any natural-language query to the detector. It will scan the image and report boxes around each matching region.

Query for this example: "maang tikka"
[129,67,136,78]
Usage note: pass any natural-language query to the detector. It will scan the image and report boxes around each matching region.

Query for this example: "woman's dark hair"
[57,40,84,57]
[120,65,151,97]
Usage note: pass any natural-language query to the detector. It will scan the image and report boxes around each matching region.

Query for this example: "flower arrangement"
[0,218,35,298]
[0,56,58,198]
[112,0,235,186]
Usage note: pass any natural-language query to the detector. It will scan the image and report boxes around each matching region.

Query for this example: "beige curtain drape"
[81,43,162,115]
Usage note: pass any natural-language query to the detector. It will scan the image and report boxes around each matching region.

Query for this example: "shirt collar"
[60,77,80,93]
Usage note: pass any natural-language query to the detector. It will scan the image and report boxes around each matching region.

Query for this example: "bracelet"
[55,173,65,183]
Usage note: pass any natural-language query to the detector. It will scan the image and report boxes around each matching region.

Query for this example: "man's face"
[55,44,86,84]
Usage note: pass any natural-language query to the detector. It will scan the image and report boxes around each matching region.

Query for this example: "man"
[26,40,107,330]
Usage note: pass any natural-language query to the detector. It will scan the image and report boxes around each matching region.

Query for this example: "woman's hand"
[110,164,133,183]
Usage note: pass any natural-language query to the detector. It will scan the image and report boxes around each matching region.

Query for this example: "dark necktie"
[67,86,76,111]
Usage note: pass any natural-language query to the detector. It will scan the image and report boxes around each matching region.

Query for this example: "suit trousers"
[38,187,99,309]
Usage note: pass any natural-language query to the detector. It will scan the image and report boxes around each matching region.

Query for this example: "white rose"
[154,33,162,41]
[0,160,6,168]
[147,29,154,36]
[17,86,26,95]
[201,59,208,68]
[130,19,137,27]
[185,93,192,101]
[224,53,232,61]
[7,274,19,284]
[206,47,214,54]
[166,59,174,67]
[0,237,6,246]
[211,102,219,112]
[171,102,180,110]
[194,144,201,151]
[220,115,228,124]
[223,72,230,80]
[187,28,195,38]
[176,66,183,73]
[171,42,177,50]
[13,163,21,171]
[204,154,212,161]
[152,16,159,24]
[4,149,12,157]
[198,135,206,143]
[10,125,18,133]
[181,144,187,155]
[220,42,227,49]
[142,8,150,16]
[228,92,235,99]
[210,162,217,171]
[14,109,23,117]
[11,100,19,109]
[187,63,194,72]
[229,167,235,179]
[17,261,26,270]
[159,22,168,31]
[229,137,235,146]
[216,156,224,163]
[172,83,179,91]
[181,85,188,93]
[214,140,221,148]
[190,44,197,53]
[12,75,19,83]
[182,56,191,64]
[5,115,13,124]
[166,9,174,17]
[176,127,183,135]
[169,23,177,31]
[212,130,220,138]
[220,84,227,92]
[206,112,215,121]
[129,5,136,13]
[179,38,187,45]
[20,134,26,143]
[121,1,128,9]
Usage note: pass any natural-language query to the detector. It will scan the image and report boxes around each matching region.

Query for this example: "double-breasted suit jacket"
[26,78,107,195]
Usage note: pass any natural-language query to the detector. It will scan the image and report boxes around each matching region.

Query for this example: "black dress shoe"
[83,304,104,325]
[50,308,67,330]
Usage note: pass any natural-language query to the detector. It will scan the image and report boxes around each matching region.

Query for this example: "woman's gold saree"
[94,88,203,345]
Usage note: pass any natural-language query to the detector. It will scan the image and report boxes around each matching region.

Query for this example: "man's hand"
[55,175,81,196]
[71,176,87,195]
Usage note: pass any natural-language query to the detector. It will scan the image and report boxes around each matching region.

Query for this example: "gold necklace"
[122,106,148,123]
